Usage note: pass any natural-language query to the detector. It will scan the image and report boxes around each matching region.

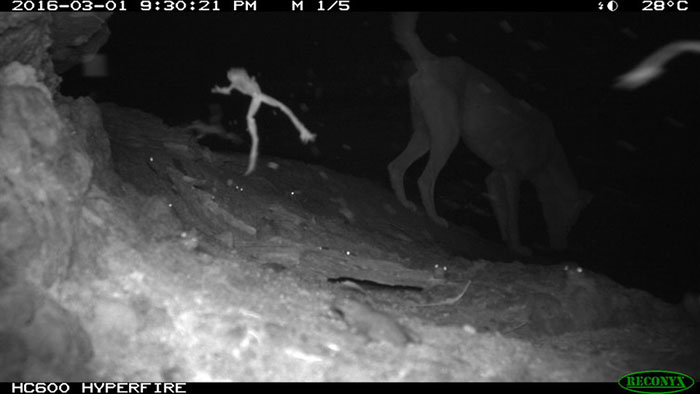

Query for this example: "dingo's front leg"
[486,170,532,256]
[414,82,461,228]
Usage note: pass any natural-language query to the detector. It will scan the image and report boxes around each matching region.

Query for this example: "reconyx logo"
[619,370,695,394]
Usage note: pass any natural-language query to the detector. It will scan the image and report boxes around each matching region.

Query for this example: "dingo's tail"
[615,41,700,89]
[392,12,437,68]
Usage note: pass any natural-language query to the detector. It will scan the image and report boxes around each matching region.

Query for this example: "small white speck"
[498,20,513,33]
[616,140,638,152]
[462,324,477,335]
[665,117,685,128]
[525,40,548,51]
[284,348,323,363]
[620,27,638,40]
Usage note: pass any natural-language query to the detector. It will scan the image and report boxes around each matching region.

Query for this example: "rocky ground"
[3,75,698,380]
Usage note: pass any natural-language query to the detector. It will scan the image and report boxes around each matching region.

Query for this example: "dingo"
[388,13,590,255]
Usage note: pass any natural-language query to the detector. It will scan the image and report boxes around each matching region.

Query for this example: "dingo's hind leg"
[388,98,430,212]
[485,172,509,242]
[486,170,532,255]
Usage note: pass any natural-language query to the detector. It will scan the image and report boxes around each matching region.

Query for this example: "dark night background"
[60,12,700,302]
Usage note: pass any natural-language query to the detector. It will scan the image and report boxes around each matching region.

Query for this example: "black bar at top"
[5,0,684,12]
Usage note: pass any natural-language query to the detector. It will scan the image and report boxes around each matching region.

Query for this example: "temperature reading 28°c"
[317,0,349,11]
[642,0,689,11]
